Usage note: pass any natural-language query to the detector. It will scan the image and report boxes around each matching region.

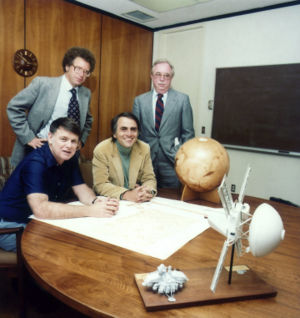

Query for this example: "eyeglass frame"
[71,64,91,77]
[152,72,172,80]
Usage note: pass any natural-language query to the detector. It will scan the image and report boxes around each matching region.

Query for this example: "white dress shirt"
[37,75,78,138]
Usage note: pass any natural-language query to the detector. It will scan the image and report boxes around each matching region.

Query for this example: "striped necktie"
[155,93,164,132]
[68,88,80,125]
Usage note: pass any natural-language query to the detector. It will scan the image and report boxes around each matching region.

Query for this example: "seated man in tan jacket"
[92,112,157,202]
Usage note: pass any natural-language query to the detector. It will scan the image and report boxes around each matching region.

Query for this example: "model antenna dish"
[248,203,285,257]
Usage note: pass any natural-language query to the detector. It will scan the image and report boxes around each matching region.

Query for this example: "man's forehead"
[54,127,79,139]
[117,117,137,128]
[73,57,90,69]
[153,62,171,72]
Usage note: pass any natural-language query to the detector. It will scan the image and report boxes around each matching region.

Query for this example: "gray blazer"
[7,76,93,166]
[133,88,195,164]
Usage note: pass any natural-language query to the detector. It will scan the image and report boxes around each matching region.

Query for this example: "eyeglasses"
[72,65,91,77]
[152,72,172,80]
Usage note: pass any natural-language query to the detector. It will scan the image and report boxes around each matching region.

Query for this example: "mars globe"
[175,137,229,192]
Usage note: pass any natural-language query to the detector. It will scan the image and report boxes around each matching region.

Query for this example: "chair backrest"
[0,227,23,274]
[0,249,17,266]
[0,156,13,191]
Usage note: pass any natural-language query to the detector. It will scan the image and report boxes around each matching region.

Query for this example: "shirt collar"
[153,89,168,100]
[62,74,77,93]
[36,142,59,168]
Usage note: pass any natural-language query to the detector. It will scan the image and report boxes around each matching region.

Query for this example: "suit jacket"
[7,76,93,166]
[132,88,195,164]
[92,138,157,199]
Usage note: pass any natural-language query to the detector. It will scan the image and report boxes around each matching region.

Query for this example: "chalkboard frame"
[211,63,300,157]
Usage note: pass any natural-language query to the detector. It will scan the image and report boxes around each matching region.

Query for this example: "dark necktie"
[155,93,164,132]
[68,88,80,125]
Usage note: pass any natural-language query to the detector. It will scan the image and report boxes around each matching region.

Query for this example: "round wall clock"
[13,49,38,77]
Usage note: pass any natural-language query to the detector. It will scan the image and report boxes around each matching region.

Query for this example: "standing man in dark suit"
[7,46,95,167]
[133,59,195,188]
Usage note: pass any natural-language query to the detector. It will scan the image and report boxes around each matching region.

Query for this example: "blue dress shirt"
[0,143,83,222]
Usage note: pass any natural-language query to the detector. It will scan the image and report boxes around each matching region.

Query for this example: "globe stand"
[181,184,220,204]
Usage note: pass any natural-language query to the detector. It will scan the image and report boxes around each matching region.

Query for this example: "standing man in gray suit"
[133,59,195,188]
[7,46,95,167]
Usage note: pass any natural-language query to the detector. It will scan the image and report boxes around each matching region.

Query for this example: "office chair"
[0,226,26,318]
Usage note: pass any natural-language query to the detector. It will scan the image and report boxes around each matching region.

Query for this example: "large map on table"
[34,197,222,259]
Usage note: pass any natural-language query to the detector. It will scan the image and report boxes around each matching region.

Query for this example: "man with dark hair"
[62,47,96,73]
[0,117,119,252]
[93,112,157,202]
[7,46,96,167]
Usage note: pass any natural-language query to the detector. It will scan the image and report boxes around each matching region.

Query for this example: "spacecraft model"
[208,166,285,292]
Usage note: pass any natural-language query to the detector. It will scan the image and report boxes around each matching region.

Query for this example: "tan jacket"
[92,138,157,199]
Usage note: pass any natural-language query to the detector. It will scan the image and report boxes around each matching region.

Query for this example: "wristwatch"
[120,191,128,200]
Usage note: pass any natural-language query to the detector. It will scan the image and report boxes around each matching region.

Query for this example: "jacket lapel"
[159,89,175,132]
[40,77,62,131]
[111,143,124,186]
[77,86,88,129]
[144,92,156,133]
[128,144,142,188]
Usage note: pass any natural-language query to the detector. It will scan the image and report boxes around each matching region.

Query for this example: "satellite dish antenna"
[208,166,285,292]
[248,203,285,257]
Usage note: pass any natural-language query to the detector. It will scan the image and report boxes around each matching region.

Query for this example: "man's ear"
[48,132,53,145]
[77,140,82,151]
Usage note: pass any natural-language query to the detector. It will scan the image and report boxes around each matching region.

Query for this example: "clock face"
[13,49,38,77]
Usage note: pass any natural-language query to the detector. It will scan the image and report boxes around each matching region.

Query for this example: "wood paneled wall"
[99,15,153,141]
[0,0,153,159]
[0,0,25,157]
[26,0,102,158]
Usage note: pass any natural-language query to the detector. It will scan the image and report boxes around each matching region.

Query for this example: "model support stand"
[181,184,220,203]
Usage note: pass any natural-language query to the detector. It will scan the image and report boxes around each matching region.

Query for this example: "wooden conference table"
[21,189,300,318]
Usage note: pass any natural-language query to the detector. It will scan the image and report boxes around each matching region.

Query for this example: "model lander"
[141,137,285,310]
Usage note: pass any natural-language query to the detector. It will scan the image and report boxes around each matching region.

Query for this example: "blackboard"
[211,63,300,156]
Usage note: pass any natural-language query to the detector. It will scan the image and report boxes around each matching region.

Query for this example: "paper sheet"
[32,197,223,260]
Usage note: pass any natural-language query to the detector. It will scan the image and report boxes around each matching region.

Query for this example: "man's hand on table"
[122,185,155,203]
[90,197,119,217]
